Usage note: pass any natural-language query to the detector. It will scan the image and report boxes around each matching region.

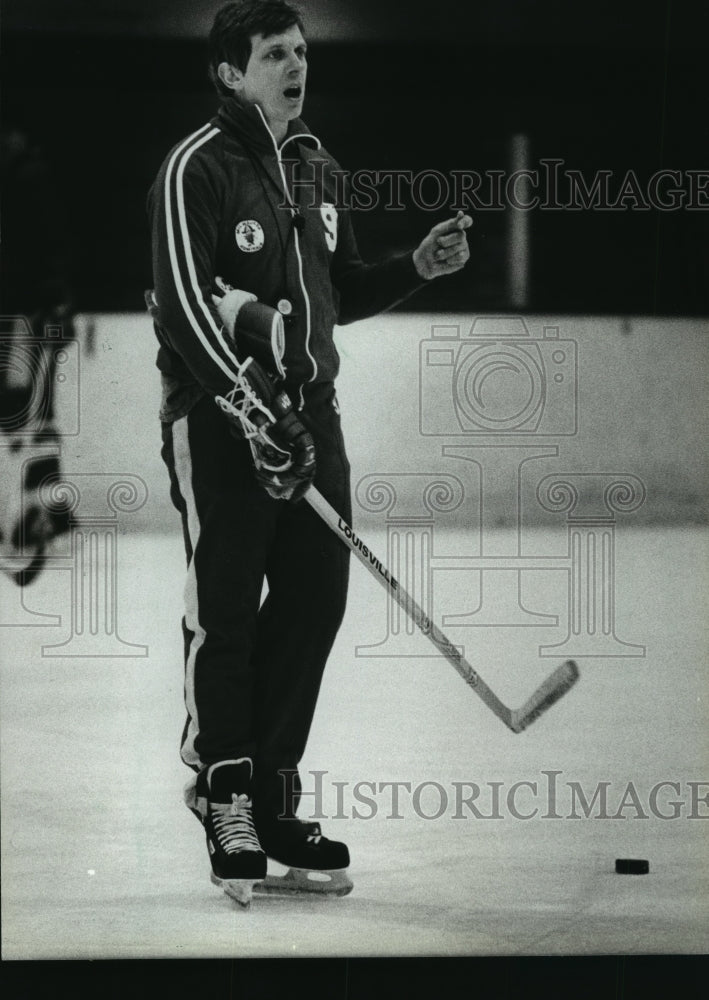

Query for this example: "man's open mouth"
[283,85,302,99]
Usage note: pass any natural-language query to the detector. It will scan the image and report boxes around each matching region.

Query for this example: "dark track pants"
[161,382,351,822]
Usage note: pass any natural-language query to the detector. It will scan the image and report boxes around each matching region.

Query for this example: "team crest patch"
[235,220,264,253]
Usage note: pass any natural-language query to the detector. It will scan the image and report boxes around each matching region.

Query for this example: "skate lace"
[211,793,262,854]
[306,824,322,845]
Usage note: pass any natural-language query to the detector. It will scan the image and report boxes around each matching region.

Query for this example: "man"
[147,0,470,907]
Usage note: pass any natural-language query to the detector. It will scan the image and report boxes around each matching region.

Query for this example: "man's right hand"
[251,391,316,503]
[215,356,316,503]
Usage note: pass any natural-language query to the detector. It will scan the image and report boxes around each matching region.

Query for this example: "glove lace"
[215,358,275,440]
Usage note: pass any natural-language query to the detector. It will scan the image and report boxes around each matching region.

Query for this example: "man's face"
[235,25,308,131]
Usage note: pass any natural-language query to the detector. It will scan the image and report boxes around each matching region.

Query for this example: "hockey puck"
[615,858,649,875]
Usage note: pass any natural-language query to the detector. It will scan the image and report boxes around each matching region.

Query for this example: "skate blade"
[253,867,353,898]
[210,872,262,909]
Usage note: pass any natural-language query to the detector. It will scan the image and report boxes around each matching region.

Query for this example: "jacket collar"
[214,96,320,155]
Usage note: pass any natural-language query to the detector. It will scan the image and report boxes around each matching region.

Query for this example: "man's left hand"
[212,277,257,338]
[413,210,473,280]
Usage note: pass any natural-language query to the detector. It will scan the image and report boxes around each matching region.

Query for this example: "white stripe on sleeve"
[164,126,241,383]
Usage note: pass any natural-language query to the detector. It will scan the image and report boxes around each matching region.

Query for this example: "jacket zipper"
[255,107,318,411]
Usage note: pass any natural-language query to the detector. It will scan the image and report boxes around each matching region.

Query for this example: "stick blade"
[509,660,579,733]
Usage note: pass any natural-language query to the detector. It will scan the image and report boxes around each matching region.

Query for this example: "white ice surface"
[1,526,707,959]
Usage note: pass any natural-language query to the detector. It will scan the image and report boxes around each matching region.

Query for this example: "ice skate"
[254,819,353,898]
[189,758,267,909]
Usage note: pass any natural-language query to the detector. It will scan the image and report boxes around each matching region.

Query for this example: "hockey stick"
[306,486,579,733]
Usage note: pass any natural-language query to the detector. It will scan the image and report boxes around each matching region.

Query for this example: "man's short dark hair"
[208,0,305,99]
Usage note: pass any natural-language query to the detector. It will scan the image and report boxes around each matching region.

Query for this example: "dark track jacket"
[147,96,425,420]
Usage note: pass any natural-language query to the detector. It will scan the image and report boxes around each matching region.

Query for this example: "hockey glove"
[252,388,317,502]
[215,358,316,503]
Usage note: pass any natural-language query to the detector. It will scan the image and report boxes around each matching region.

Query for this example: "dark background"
[2,0,707,315]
